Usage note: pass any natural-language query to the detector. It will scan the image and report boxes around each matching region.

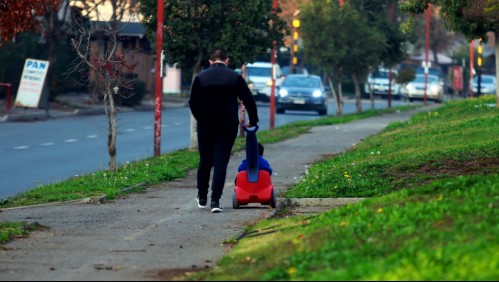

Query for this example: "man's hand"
[245,122,258,129]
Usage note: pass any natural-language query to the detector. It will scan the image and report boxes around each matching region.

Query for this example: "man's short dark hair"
[258,143,264,156]
[210,48,228,61]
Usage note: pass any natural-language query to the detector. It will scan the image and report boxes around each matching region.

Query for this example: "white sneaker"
[210,202,224,213]
[196,196,207,209]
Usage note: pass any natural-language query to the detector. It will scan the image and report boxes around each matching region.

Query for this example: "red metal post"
[469,40,474,97]
[270,0,278,130]
[424,3,430,105]
[154,0,164,157]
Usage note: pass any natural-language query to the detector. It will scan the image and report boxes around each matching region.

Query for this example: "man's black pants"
[196,126,238,203]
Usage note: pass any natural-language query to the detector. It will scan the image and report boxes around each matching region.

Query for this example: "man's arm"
[236,76,259,127]
[188,76,202,121]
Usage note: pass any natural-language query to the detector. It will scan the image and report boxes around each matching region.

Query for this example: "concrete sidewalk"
[0,104,439,281]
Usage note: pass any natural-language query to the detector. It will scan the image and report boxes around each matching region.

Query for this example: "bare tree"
[68,17,137,171]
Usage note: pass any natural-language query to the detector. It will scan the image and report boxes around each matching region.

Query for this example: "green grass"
[0,222,47,245]
[285,96,499,198]
[180,96,499,281]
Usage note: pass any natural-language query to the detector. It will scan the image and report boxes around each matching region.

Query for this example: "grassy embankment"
[184,96,498,281]
[0,103,415,243]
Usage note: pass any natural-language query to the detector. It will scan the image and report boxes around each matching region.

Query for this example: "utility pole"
[154,0,164,157]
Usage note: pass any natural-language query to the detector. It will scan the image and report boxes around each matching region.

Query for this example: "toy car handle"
[243,125,259,133]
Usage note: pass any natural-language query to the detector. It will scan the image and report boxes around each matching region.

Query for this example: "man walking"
[189,48,259,213]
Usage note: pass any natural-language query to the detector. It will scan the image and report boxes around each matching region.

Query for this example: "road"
[0,98,407,200]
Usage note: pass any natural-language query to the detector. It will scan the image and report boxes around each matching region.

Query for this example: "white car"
[402,75,444,102]
[472,74,497,95]
[364,69,402,99]
[246,62,283,101]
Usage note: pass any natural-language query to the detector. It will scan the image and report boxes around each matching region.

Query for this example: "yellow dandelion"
[288,267,297,274]
[377,208,383,213]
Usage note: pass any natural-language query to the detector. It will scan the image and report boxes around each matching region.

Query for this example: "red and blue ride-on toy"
[233,126,277,209]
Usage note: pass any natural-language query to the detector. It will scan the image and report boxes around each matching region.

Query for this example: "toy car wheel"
[270,189,277,208]
[232,192,239,209]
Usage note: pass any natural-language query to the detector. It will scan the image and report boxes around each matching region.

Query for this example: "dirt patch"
[392,156,499,186]
[417,157,499,175]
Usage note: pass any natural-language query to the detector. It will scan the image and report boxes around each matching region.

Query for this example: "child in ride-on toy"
[237,143,272,176]
[233,127,277,209]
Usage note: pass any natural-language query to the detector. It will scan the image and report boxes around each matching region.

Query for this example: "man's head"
[209,48,229,65]
[258,143,264,156]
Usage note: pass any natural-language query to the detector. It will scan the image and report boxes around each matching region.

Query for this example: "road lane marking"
[87,135,99,139]
[64,139,78,143]
[41,142,55,146]
[14,146,29,150]
[125,128,136,132]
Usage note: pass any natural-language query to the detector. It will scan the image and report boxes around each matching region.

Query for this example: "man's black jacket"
[189,63,259,130]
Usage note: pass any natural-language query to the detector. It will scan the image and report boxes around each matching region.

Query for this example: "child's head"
[258,143,264,156]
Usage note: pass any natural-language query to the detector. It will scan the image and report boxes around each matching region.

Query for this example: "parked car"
[364,68,402,99]
[401,74,444,102]
[415,66,450,94]
[276,74,328,115]
[245,62,283,101]
[472,74,497,95]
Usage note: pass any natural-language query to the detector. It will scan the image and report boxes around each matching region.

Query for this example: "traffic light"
[477,38,482,67]
[477,37,483,96]
[292,19,300,66]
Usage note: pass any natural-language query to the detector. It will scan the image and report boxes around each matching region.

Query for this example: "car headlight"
[406,84,415,91]
[312,90,322,97]
[279,89,288,97]
[430,85,439,93]
[266,80,273,86]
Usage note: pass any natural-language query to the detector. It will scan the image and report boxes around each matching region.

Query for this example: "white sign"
[15,59,50,108]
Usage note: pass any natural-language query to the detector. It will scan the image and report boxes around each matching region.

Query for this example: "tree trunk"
[352,73,362,113]
[105,82,118,172]
[327,75,342,117]
[336,76,344,117]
